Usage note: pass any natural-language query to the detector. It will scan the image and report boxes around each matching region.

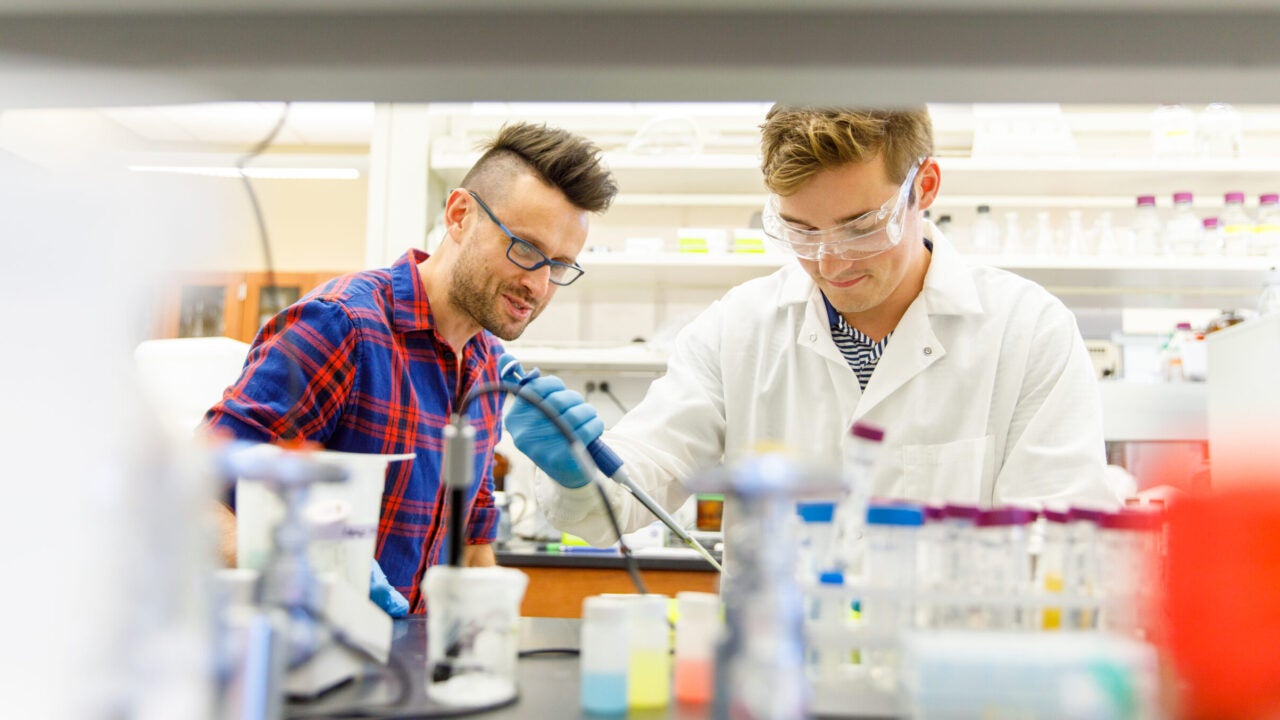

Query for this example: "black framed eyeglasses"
[464,190,586,286]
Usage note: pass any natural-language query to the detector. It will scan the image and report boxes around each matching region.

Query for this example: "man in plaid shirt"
[203,123,617,615]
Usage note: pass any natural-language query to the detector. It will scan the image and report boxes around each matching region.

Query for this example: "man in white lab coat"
[505,106,1117,548]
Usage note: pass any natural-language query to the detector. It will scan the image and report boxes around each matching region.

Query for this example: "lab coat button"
[923,346,933,356]
[809,333,817,342]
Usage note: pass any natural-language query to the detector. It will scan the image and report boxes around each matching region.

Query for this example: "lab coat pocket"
[901,435,994,504]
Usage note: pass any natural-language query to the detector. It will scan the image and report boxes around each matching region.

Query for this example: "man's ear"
[916,158,942,211]
[442,188,472,244]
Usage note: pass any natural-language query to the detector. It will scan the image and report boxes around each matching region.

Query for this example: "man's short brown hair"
[462,122,617,213]
[760,107,934,195]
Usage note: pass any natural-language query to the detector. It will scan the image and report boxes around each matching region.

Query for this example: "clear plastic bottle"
[863,503,924,632]
[971,204,1000,255]
[1098,510,1159,637]
[1201,216,1223,256]
[1221,191,1253,256]
[580,596,630,715]
[1165,191,1201,256]
[1197,102,1243,159]
[1065,508,1105,630]
[1035,509,1071,630]
[1132,195,1162,256]
[863,503,924,688]
[935,213,953,239]
[1063,209,1089,256]
[796,501,837,581]
[914,505,947,629]
[1002,211,1024,256]
[628,594,671,709]
[674,592,719,705]
[1151,103,1197,159]
[1258,270,1280,317]
[806,571,850,681]
[939,504,981,629]
[1252,193,1280,257]
[974,508,1036,630]
[833,422,885,576]
[1162,322,1195,382]
[1093,212,1119,257]
[1032,211,1056,256]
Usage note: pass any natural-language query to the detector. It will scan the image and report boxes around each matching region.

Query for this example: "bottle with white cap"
[580,595,630,715]
[674,591,719,705]
[628,594,671,709]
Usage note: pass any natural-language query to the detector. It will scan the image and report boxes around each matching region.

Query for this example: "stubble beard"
[450,242,543,342]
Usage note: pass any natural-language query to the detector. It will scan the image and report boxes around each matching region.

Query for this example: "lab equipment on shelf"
[1221,191,1253,256]
[1131,195,1162,256]
[1253,193,1280,257]
[1166,191,1202,256]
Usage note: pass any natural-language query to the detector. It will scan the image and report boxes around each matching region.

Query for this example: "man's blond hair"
[760,107,934,195]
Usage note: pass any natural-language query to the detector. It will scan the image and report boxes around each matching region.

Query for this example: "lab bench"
[288,616,718,720]
[496,546,719,618]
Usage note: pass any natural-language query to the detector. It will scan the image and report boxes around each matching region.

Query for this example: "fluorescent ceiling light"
[127,165,360,180]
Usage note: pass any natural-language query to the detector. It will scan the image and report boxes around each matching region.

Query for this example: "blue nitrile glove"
[370,560,409,618]
[506,374,605,489]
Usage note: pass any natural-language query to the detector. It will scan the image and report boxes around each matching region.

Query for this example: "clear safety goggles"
[762,159,923,261]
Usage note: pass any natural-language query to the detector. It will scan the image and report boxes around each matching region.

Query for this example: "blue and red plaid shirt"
[203,249,504,613]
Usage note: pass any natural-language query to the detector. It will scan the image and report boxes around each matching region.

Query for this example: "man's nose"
[817,249,854,278]
[518,264,552,300]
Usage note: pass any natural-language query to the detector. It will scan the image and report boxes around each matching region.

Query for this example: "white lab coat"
[537,227,1117,547]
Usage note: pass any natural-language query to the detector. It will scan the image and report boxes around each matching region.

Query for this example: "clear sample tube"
[580,595,630,715]
[796,501,837,581]
[674,592,719,705]
[629,594,671,709]
[974,507,1037,630]
[1066,507,1106,630]
[940,503,981,629]
[1036,508,1071,630]
[914,505,947,629]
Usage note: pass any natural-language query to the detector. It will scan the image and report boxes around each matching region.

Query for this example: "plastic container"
[1002,211,1023,255]
[1200,216,1223,256]
[796,501,837,580]
[1035,509,1071,630]
[863,503,925,632]
[1221,191,1253,256]
[1066,508,1107,630]
[628,594,671,709]
[971,204,1000,254]
[1151,103,1196,158]
[1093,212,1119,257]
[1098,510,1160,637]
[806,571,850,680]
[580,596,630,715]
[938,504,981,629]
[974,508,1037,630]
[1165,191,1201,256]
[1132,195,1162,256]
[1252,193,1280,257]
[1259,272,1280,317]
[1197,102,1243,159]
[834,422,885,575]
[914,505,947,629]
[1063,209,1089,256]
[674,592,719,705]
[1032,211,1056,255]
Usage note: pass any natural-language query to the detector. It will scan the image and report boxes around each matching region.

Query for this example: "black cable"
[237,101,291,315]
[517,647,580,658]
[461,381,648,596]
[597,381,630,415]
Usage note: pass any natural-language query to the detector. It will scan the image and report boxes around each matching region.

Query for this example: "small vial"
[914,505,947,629]
[1036,508,1071,630]
[834,422,886,575]
[796,501,837,581]
[674,592,719,705]
[628,594,671,709]
[1098,510,1160,638]
[807,570,851,680]
[940,503,981,629]
[974,508,1036,630]
[863,503,925,631]
[580,596,629,715]
[1066,507,1106,630]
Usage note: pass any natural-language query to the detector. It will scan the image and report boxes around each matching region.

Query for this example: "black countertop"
[496,544,718,572]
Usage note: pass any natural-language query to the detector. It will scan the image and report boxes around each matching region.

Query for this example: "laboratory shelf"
[576,251,786,288]
[571,252,1274,308]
